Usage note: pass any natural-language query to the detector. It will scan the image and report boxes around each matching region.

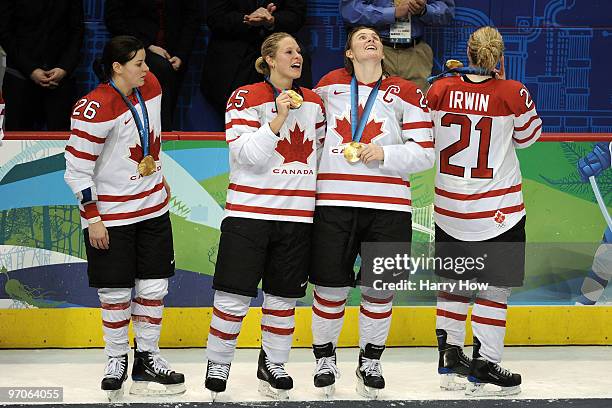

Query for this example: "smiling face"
[112,48,149,89]
[266,36,303,81]
[345,28,384,66]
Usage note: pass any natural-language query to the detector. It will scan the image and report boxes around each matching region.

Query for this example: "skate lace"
[265,358,290,379]
[149,354,173,376]
[314,356,341,379]
[360,357,383,378]
[104,356,126,379]
[492,363,512,377]
[208,361,230,380]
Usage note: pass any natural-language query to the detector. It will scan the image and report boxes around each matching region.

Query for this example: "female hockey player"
[204,32,325,400]
[427,26,542,397]
[309,26,435,399]
[64,36,184,401]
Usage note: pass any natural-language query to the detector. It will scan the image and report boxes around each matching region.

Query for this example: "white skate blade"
[315,384,335,399]
[465,382,521,397]
[129,381,186,396]
[356,379,380,400]
[258,380,290,400]
[105,385,124,402]
[209,391,220,402]
[440,373,467,391]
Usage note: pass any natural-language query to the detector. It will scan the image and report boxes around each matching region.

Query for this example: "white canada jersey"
[314,68,434,212]
[224,82,325,223]
[0,93,4,140]
[64,72,168,228]
[427,76,542,241]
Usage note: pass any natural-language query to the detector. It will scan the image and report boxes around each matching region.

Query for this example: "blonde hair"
[467,26,505,71]
[344,26,387,76]
[255,32,296,76]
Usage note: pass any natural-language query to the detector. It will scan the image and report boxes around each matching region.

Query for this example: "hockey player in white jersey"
[427,26,542,397]
[310,26,434,399]
[64,36,184,401]
[576,142,612,304]
[204,32,325,401]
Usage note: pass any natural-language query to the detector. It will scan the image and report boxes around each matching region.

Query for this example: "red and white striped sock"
[436,289,472,347]
[311,285,350,347]
[206,290,251,364]
[261,293,296,364]
[471,286,511,363]
[98,287,132,357]
[132,279,168,353]
[359,286,393,349]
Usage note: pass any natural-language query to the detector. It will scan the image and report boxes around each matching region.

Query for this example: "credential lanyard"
[350,75,382,143]
[109,80,150,156]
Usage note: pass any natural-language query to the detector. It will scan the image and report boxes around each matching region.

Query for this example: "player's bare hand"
[89,221,110,250]
[361,143,384,164]
[269,93,292,134]
[148,45,171,60]
[169,56,182,71]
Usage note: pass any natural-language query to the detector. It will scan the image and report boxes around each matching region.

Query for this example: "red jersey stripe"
[317,193,411,206]
[225,202,314,218]
[471,314,506,327]
[65,145,98,161]
[360,306,392,319]
[213,307,245,322]
[415,141,434,148]
[225,119,261,129]
[313,291,346,307]
[133,297,163,307]
[514,114,540,132]
[132,314,162,325]
[228,183,315,197]
[73,128,106,144]
[403,121,433,130]
[436,308,467,321]
[318,173,410,187]
[312,305,345,320]
[261,324,295,335]
[513,124,542,144]
[209,326,239,340]
[435,184,522,201]
[81,195,169,221]
[98,182,165,202]
[100,301,131,310]
[434,203,525,219]
[262,308,295,317]
[475,298,508,309]
[103,319,130,329]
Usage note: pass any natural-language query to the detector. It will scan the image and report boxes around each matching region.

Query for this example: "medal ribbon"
[109,80,150,156]
[427,66,494,84]
[264,77,301,112]
[350,75,382,143]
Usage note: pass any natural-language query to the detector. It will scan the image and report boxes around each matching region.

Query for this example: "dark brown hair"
[343,26,387,75]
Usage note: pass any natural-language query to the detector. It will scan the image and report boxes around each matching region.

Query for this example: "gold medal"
[445,59,464,69]
[285,89,303,109]
[343,141,364,163]
[138,155,156,176]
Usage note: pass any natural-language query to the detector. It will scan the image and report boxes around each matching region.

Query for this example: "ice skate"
[355,343,385,400]
[205,360,230,401]
[466,357,522,397]
[130,350,186,396]
[436,329,471,391]
[256,349,292,400]
[101,354,128,402]
[313,342,340,398]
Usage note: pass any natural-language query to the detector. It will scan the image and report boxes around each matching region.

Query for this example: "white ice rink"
[0,347,610,403]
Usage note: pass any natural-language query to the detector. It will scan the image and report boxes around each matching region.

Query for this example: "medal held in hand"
[109,79,156,176]
[344,75,382,163]
[285,89,303,109]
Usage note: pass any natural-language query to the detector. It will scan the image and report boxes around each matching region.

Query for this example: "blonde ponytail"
[468,26,504,71]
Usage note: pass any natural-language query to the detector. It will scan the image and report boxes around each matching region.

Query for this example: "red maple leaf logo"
[275,124,313,165]
[333,105,384,144]
[128,130,161,163]
[494,210,506,224]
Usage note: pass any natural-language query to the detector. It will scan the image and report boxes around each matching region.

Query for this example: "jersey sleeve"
[225,87,280,167]
[381,84,435,175]
[64,96,115,221]
[314,96,326,164]
[0,93,4,141]
[509,83,542,149]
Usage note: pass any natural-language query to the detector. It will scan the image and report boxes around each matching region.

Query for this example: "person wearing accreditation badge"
[204,32,325,401]
[427,26,542,397]
[63,36,184,402]
[309,26,434,399]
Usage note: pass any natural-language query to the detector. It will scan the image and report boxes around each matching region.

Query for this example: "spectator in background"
[105,0,201,131]
[0,0,84,131]
[201,0,311,120]
[341,0,455,91]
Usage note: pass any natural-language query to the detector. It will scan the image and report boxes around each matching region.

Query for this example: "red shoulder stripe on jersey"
[513,124,542,144]
[471,314,506,327]
[435,183,522,201]
[225,118,261,130]
[262,308,295,317]
[261,324,294,335]
[316,120,326,129]
[97,182,164,202]
[514,114,540,132]
[316,193,411,206]
[132,314,162,325]
[312,305,345,319]
[402,121,433,130]
[434,203,525,219]
[209,326,239,340]
[100,301,131,310]
[72,128,106,144]
[228,183,315,197]
[361,294,393,304]
[213,307,245,322]
[103,319,130,329]
[359,306,392,319]
[436,308,467,321]
[227,136,240,143]
[475,298,507,309]
[415,141,434,148]
[133,297,163,307]
[81,195,169,221]
[317,173,410,187]
[438,291,471,303]
[65,145,98,161]
[225,202,314,218]
[314,291,346,307]
[83,203,100,219]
